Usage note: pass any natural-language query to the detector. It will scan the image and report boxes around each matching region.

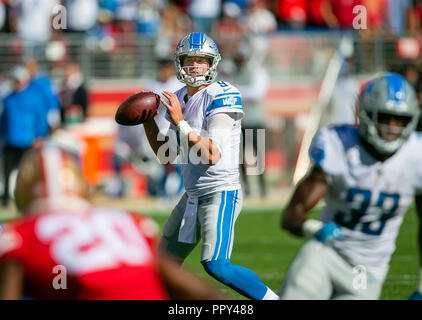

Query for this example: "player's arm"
[281,165,328,237]
[143,111,179,164]
[157,253,227,300]
[143,114,167,153]
[161,91,221,165]
[0,259,24,300]
[409,194,422,299]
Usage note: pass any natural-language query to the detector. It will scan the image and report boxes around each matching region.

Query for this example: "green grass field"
[147,205,420,300]
[0,204,419,300]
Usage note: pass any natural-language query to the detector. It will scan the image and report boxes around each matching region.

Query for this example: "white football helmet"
[174,32,221,87]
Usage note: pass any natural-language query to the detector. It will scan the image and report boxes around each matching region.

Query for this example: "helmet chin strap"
[182,65,210,75]
[371,133,403,156]
[361,122,402,158]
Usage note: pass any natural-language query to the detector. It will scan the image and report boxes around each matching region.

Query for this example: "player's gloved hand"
[314,222,344,244]
[408,291,422,300]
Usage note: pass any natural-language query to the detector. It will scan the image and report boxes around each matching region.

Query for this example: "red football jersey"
[0,208,168,300]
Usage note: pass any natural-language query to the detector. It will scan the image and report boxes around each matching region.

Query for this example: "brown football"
[115,91,160,126]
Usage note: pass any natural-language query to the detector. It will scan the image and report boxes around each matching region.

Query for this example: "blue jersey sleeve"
[308,125,355,181]
[308,126,345,180]
[205,81,244,119]
[309,130,326,171]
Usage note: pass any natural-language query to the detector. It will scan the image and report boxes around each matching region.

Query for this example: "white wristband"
[302,219,323,238]
[418,267,422,292]
[177,120,193,139]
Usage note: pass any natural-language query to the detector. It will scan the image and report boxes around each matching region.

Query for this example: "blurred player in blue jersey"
[279,73,422,300]
[143,32,278,300]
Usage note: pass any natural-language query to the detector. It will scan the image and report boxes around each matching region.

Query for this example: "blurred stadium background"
[1,0,422,299]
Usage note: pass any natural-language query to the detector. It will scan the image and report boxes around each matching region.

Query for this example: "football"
[115,91,160,126]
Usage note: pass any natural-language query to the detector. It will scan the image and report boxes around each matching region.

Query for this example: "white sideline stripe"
[293,35,353,185]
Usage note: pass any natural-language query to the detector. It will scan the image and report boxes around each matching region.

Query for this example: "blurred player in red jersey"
[0,145,226,300]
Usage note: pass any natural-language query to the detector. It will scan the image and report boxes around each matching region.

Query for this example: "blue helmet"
[358,72,421,155]
[174,32,221,87]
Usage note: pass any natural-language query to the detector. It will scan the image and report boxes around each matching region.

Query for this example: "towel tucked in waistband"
[178,195,198,244]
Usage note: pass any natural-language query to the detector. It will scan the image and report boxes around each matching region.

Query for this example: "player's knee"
[203,259,233,284]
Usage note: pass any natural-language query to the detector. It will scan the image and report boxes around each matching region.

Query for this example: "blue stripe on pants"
[225,189,238,259]
[212,191,227,261]
[212,191,236,261]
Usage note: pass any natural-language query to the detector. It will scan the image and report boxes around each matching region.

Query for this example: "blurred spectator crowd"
[0,0,420,80]
[0,58,88,207]
[0,0,420,62]
[0,0,421,39]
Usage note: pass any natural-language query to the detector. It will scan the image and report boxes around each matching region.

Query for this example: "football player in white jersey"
[279,72,422,300]
[142,32,278,300]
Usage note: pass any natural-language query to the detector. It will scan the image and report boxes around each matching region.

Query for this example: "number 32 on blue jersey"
[334,188,399,236]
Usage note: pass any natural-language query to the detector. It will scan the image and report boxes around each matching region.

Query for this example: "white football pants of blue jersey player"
[158,32,278,300]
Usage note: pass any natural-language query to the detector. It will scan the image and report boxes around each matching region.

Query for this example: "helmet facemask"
[360,108,419,156]
[358,72,421,156]
[376,112,412,141]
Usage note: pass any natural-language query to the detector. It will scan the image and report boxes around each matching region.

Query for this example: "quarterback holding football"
[142,32,278,300]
